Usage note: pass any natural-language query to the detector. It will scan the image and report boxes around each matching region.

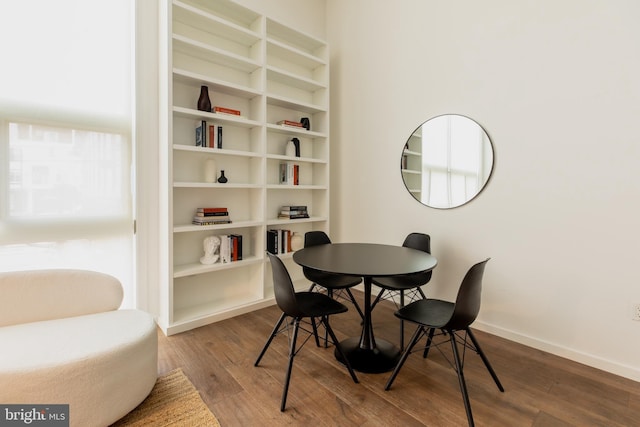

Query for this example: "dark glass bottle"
[217,170,228,183]
[197,85,211,112]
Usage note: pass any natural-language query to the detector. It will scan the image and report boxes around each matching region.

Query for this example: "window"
[421,115,486,208]
[8,123,131,219]
[0,0,135,307]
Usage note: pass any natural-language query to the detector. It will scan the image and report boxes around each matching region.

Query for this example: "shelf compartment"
[266,188,327,223]
[266,78,326,110]
[266,66,326,93]
[178,0,262,31]
[266,131,327,161]
[266,40,325,82]
[173,35,261,74]
[173,76,261,122]
[172,263,264,324]
[169,296,272,335]
[173,147,263,184]
[173,225,261,276]
[173,68,262,100]
[174,255,262,278]
[173,114,262,154]
[172,48,261,90]
[266,94,325,116]
[266,100,327,139]
[266,18,326,57]
[173,187,263,225]
[173,0,261,60]
[266,159,326,187]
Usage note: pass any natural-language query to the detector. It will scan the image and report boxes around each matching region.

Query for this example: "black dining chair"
[371,232,432,349]
[255,253,359,411]
[384,258,504,427]
[304,231,364,326]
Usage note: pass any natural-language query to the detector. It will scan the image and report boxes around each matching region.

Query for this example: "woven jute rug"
[112,369,221,426]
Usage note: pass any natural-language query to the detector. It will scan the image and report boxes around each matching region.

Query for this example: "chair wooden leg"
[422,327,436,358]
[385,325,424,390]
[449,330,474,427]
[255,312,287,366]
[466,328,504,392]
[322,317,359,384]
[281,318,301,411]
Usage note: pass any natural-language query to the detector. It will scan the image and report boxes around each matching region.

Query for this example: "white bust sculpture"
[200,235,221,265]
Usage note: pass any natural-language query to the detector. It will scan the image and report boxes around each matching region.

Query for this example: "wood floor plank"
[156,290,640,426]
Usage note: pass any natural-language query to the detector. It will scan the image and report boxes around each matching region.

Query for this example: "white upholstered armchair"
[0,269,158,427]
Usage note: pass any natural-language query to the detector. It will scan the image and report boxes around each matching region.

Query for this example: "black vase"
[300,117,310,131]
[292,137,300,157]
[197,85,212,112]
[217,170,228,183]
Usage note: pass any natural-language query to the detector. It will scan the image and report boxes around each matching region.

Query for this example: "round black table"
[293,243,438,373]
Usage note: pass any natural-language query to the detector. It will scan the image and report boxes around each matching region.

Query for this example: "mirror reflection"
[401,114,494,209]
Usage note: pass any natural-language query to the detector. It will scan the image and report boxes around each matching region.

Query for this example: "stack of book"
[219,234,243,263]
[192,207,232,225]
[266,229,293,254]
[278,206,309,220]
[277,119,304,129]
[279,163,299,185]
[195,120,223,149]
[213,106,241,117]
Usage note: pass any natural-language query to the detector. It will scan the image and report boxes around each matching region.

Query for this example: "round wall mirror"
[401,114,494,209]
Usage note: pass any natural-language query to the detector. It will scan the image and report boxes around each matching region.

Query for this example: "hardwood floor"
[157,291,640,426]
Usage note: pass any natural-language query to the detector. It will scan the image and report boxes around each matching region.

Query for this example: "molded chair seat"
[397,298,455,326]
[293,292,350,318]
[384,259,504,427]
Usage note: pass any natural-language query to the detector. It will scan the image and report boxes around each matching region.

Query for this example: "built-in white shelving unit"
[158,0,330,335]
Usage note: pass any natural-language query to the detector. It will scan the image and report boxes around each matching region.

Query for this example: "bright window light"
[0,0,135,308]
[0,0,131,115]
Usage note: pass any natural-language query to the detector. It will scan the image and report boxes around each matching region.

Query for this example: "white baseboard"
[473,320,640,383]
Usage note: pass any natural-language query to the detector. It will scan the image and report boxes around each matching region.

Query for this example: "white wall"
[234,0,326,39]
[327,0,640,380]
